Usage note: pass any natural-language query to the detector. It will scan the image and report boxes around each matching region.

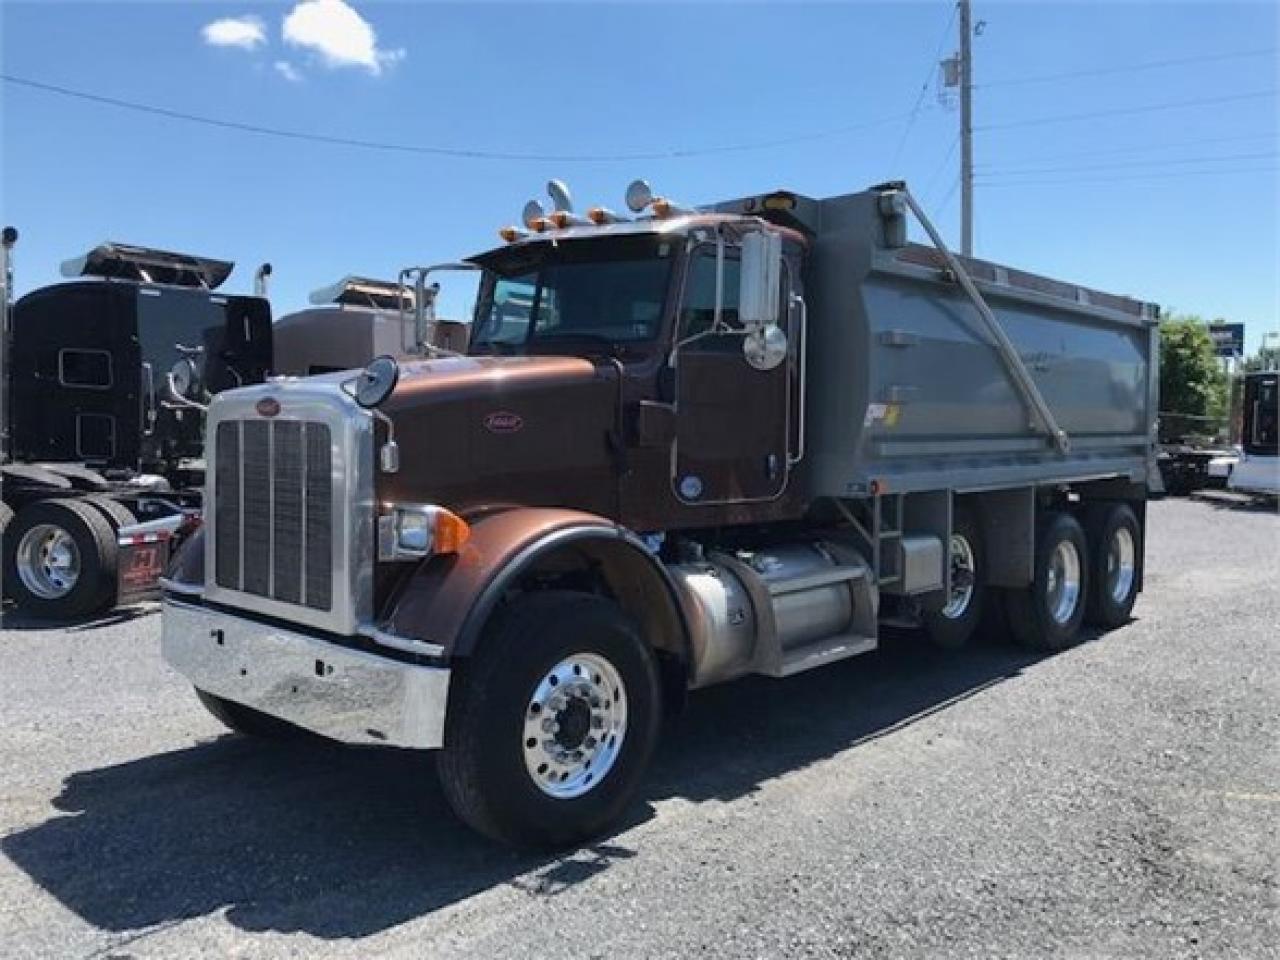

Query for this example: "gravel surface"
[1,496,1276,959]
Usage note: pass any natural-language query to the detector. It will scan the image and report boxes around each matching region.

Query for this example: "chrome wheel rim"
[940,533,977,620]
[16,523,81,599]
[523,652,628,800]
[1107,527,1136,604]
[1045,539,1082,625]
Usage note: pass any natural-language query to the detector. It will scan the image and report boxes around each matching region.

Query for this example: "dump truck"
[0,231,273,617]
[159,179,1159,847]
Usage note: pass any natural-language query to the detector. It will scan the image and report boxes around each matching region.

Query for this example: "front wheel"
[437,591,662,849]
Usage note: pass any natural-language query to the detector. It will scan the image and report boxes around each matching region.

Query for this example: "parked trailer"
[159,179,1159,847]
[0,231,272,618]
[1229,370,1279,498]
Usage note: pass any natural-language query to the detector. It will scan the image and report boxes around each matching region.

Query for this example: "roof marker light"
[587,206,625,225]
[548,210,590,229]
[499,225,528,243]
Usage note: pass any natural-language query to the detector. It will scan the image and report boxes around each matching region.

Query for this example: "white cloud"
[282,0,405,76]
[274,60,304,83]
[201,15,267,51]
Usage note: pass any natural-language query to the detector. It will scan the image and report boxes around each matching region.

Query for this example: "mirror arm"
[713,228,725,334]
[789,291,808,466]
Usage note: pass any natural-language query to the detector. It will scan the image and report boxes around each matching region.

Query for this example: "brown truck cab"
[161,179,1158,847]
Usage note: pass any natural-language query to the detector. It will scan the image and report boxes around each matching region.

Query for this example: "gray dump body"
[720,189,1159,498]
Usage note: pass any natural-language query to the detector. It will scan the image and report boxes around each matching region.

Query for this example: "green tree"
[1159,313,1228,441]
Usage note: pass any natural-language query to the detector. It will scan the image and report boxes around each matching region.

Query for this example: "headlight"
[378,504,470,561]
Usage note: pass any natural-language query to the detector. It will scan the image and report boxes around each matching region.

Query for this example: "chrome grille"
[214,418,333,611]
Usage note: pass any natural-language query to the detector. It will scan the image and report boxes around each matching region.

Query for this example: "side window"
[481,274,537,345]
[59,349,113,389]
[679,250,741,342]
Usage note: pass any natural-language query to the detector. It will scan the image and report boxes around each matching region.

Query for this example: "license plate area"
[117,539,170,603]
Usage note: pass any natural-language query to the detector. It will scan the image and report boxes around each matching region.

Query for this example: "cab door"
[671,243,794,505]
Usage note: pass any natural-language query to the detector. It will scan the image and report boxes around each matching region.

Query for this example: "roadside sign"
[1208,322,1245,358]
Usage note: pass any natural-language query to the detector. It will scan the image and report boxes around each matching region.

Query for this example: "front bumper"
[162,599,450,749]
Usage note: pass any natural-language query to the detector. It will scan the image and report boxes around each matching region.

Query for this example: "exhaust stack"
[1,226,16,463]
[254,262,273,298]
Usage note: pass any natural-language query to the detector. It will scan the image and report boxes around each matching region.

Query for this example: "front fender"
[382,508,689,662]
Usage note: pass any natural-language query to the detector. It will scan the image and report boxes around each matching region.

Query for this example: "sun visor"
[60,242,234,289]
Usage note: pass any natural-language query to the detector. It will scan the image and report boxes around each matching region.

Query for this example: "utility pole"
[959,0,974,256]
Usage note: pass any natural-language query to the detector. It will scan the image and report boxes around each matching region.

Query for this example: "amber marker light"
[499,225,526,242]
[432,507,471,554]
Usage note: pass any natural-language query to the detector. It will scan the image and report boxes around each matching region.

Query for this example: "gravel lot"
[1,496,1276,960]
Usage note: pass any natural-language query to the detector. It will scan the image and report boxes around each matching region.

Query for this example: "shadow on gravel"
[1190,492,1279,514]
[0,603,157,633]
[2,630,1043,940]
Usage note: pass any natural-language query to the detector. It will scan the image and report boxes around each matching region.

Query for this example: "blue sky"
[2,1,1277,351]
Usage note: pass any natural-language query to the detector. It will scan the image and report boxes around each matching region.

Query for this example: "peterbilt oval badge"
[256,397,281,418]
[483,411,523,434]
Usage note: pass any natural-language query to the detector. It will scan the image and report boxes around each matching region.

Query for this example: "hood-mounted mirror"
[355,355,400,409]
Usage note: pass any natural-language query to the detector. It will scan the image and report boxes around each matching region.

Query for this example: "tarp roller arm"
[882,184,1071,455]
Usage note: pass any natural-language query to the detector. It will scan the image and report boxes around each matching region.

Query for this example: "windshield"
[471,236,675,351]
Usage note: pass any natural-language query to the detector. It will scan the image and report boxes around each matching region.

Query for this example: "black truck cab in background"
[7,245,272,474]
[1,238,273,619]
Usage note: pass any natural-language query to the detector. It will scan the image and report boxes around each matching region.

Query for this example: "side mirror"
[355,355,400,409]
[739,231,786,370]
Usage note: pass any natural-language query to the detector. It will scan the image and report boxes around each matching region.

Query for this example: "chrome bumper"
[162,599,450,749]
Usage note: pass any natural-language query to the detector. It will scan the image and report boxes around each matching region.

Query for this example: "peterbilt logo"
[483,411,523,434]
[256,397,281,418]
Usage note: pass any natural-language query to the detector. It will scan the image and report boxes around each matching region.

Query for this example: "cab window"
[679,249,741,344]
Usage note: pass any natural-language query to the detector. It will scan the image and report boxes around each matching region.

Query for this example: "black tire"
[438,591,662,849]
[194,688,309,739]
[1085,503,1142,629]
[2,499,118,619]
[82,495,138,532]
[1005,510,1090,651]
[0,501,12,600]
[922,504,985,649]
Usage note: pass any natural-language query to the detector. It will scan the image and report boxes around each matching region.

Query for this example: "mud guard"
[382,507,691,663]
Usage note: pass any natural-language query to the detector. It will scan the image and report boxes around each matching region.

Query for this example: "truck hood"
[380,355,604,409]
[376,354,621,517]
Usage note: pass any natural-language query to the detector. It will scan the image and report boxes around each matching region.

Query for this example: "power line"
[982,150,1280,177]
[975,132,1277,167]
[1,73,917,163]
[979,47,1278,88]
[975,165,1279,187]
[978,89,1277,131]
[933,175,962,217]
[889,1,959,170]
[919,134,960,203]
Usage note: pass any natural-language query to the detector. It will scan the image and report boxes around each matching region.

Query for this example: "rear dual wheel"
[2,499,118,619]
[922,506,986,649]
[1085,503,1141,629]
[1007,510,1089,651]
